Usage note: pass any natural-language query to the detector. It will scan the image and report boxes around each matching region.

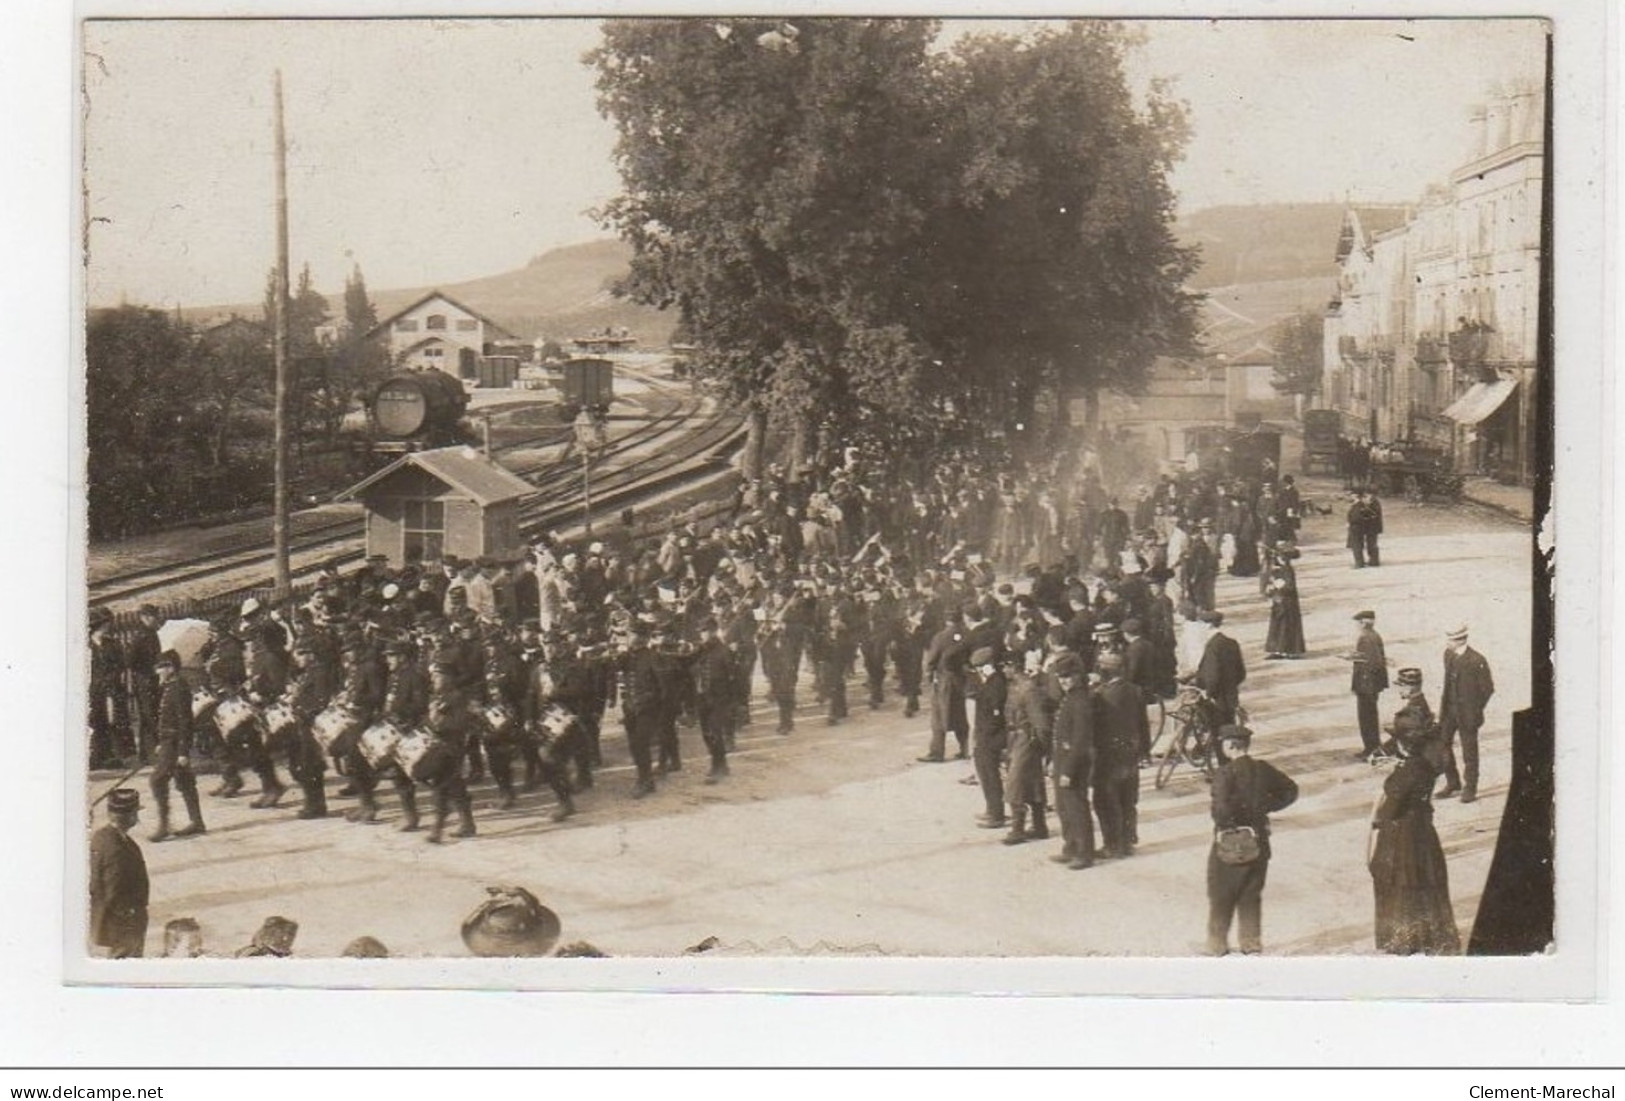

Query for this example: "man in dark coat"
[126,604,164,763]
[920,609,969,762]
[1092,651,1145,858]
[1048,654,1097,870]
[691,617,737,782]
[88,608,130,769]
[1348,610,1390,760]
[1099,498,1131,567]
[1206,724,1299,956]
[89,787,148,958]
[149,650,205,842]
[1437,624,1495,803]
[1194,611,1246,726]
[968,647,1008,830]
[1347,491,1383,568]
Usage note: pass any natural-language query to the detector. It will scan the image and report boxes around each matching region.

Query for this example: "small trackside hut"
[337,446,534,568]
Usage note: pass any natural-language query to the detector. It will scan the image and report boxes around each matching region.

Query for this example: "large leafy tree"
[589,18,1201,471]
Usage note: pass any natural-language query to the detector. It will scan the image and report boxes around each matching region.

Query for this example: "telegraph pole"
[271,70,292,596]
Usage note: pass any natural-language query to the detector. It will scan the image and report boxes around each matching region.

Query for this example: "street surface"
[91,479,1532,959]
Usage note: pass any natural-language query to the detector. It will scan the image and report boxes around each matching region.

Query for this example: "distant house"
[367,291,516,381]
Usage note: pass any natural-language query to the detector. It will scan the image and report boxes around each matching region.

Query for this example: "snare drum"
[358,720,405,771]
[393,728,453,783]
[312,703,364,756]
[260,701,298,743]
[213,695,261,747]
[534,702,580,760]
[190,687,222,721]
[479,701,517,746]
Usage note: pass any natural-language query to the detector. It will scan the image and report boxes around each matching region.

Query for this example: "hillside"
[1175,202,1349,290]
[180,201,1365,350]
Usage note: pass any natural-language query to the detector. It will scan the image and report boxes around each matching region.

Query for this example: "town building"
[367,291,517,381]
[1320,86,1543,486]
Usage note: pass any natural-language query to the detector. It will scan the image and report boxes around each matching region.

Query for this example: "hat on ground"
[1049,654,1085,680]
[969,646,996,668]
[107,787,140,814]
[1217,723,1252,746]
[1396,667,1423,688]
[155,649,181,670]
[342,936,390,959]
[460,885,562,958]
[243,916,298,957]
[163,917,204,958]
[1446,624,1469,642]
[1354,610,1376,622]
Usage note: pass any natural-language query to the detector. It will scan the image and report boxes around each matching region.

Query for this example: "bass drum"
[393,728,454,784]
[312,702,365,758]
[358,720,406,771]
[213,695,262,752]
[191,687,222,721]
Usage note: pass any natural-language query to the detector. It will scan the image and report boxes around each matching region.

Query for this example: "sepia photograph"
[69,8,1596,1002]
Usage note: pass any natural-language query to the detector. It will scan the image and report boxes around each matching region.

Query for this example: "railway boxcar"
[559,357,614,419]
[369,369,471,447]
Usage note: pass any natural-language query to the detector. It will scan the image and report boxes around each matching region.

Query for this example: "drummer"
[379,638,429,833]
[337,639,387,826]
[284,637,336,821]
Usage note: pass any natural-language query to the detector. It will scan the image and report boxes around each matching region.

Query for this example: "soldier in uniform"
[423,654,478,843]
[125,604,163,764]
[1047,653,1097,869]
[1001,648,1052,845]
[88,608,130,769]
[89,787,148,958]
[231,627,288,807]
[149,650,206,842]
[691,616,737,782]
[820,585,859,725]
[1206,724,1299,956]
[336,638,387,824]
[859,580,898,710]
[651,622,690,774]
[379,638,429,832]
[480,639,528,810]
[617,621,664,797]
[893,592,932,719]
[283,637,335,820]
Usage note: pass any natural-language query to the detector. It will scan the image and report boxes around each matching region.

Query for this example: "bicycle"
[1154,684,1225,789]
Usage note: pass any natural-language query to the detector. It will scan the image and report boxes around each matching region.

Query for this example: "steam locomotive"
[364,369,471,453]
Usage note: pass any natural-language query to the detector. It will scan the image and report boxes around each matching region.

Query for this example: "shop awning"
[1440,378,1518,426]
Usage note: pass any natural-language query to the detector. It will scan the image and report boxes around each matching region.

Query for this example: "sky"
[82,17,1547,310]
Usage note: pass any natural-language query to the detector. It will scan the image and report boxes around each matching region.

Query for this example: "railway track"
[88,376,742,612]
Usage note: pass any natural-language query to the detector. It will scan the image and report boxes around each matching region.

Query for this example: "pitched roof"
[1227,342,1277,367]
[337,446,535,506]
[366,290,516,341]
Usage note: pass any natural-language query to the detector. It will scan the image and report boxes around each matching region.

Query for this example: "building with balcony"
[1320,86,1543,486]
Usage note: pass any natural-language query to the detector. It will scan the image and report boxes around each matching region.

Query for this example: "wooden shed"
[338,447,534,568]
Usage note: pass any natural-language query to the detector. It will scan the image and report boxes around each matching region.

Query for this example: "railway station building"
[338,446,533,567]
[368,291,517,383]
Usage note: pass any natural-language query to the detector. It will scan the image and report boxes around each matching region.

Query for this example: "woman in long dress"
[1263,544,1306,658]
[1367,670,1462,955]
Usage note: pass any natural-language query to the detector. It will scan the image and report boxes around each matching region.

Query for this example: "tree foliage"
[1269,308,1325,397]
[589,18,1201,455]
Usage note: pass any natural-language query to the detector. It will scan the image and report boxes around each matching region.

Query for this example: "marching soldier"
[480,641,527,810]
[149,650,206,842]
[617,621,664,797]
[228,628,288,806]
[860,582,899,710]
[283,637,335,821]
[691,616,737,782]
[423,655,478,843]
[336,639,387,824]
[380,638,429,832]
[820,586,859,725]
[651,622,690,774]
